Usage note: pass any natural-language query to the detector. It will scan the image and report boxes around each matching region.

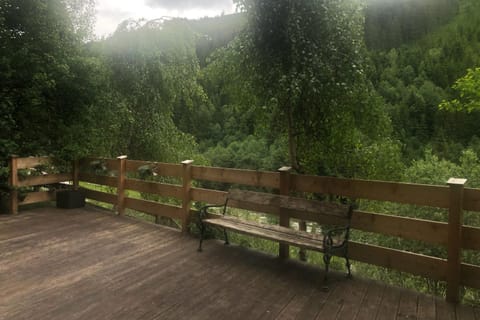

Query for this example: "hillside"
[369,0,480,161]
[365,0,459,49]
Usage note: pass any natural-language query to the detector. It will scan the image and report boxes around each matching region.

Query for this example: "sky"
[95,0,237,37]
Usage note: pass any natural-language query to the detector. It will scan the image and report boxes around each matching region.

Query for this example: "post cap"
[447,178,467,186]
[278,166,292,172]
[181,160,194,165]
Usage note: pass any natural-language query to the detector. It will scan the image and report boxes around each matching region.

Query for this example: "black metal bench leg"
[323,253,332,282]
[198,224,205,252]
[345,255,352,278]
[223,228,229,245]
[344,245,352,278]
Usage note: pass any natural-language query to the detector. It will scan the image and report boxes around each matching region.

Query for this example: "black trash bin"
[56,189,85,209]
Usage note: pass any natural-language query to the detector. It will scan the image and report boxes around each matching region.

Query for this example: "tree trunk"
[286,104,307,261]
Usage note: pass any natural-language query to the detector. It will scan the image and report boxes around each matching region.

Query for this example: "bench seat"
[197,189,353,280]
[203,215,346,251]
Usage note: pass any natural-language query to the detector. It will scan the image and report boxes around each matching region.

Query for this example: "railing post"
[117,156,127,216]
[446,178,467,303]
[181,160,194,233]
[278,166,291,259]
[72,160,80,190]
[8,155,18,215]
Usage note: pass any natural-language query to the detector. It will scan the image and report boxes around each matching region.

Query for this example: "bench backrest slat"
[226,189,351,225]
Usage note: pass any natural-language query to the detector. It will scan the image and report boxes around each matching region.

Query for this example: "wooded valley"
[1,0,480,304]
[2,0,480,183]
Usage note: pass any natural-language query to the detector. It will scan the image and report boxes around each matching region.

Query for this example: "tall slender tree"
[235,0,392,176]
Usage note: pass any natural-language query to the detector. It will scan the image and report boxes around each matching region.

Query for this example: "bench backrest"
[225,189,352,226]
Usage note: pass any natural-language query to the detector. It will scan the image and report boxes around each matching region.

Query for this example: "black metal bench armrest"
[323,226,350,249]
[197,204,226,226]
[199,204,226,217]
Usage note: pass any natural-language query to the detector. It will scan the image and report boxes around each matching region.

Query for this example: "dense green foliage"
[0,0,102,160]
[440,67,480,113]
[234,0,394,178]
[370,0,480,162]
[365,0,459,50]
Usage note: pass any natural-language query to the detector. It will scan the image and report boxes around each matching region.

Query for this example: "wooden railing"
[7,156,76,214]
[5,155,480,303]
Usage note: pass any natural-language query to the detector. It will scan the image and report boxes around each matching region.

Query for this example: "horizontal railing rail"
[5,155,480,303]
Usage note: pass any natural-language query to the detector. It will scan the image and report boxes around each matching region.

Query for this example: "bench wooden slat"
[227,189,351,220]
[203,217,327,252]
[206,214,324,240]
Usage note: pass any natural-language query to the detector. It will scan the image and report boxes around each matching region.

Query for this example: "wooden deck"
[0,206,478,320]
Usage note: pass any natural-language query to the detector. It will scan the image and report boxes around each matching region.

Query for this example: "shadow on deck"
[1,206,478,320]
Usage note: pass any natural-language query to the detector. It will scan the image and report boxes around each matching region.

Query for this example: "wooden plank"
[227,198,281,216]
[314,284,344,319]
[16,156,51,169]
[82,188,117,204]
[17,173,72,187]
[205,214,335,244]
[395,288,418,320]
[375,285,400,320]
[78,173,117,188]
[191,165,279,188]
[294,287,332,319]
[125,179,182,199]
[216,189,351,225]
[348,242,447,281]
[20,191,55,205]
[416,293,436,320]
[355,281,385,320]
[333,278,369,319]
[227,189,351,219]
[125,160,182,177]
[475,307,480,320]
[203,217,327,252]
[435,296,456,320]
[461,263,480,289]
[463,225,480,251]
[124,197,183,220]
[352,210,449,246]
[456,304,477,320]
[291,175,450,208]
[463,188,480,211]
[191,187,226,204]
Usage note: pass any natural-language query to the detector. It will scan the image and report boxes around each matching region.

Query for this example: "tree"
[234,0,394,177]
[93,18,206,162]
[63,0,96,41]
[439,67,480,113]
[0,0,108,162]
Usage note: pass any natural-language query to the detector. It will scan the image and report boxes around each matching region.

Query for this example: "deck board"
[0,206,477,320]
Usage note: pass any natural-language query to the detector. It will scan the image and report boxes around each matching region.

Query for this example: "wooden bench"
[197,189,353,280]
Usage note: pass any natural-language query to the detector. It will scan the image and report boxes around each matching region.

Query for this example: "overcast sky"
[95,0,236,37]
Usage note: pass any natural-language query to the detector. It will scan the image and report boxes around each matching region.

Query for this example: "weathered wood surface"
[0,207,478,320]
[226,189,351,219]
[203,216,327,251]
[125,160,182,177]
[17,173,73,187]
[191,165,279,188]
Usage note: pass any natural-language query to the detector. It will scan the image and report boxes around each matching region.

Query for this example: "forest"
[1,0,480,303]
